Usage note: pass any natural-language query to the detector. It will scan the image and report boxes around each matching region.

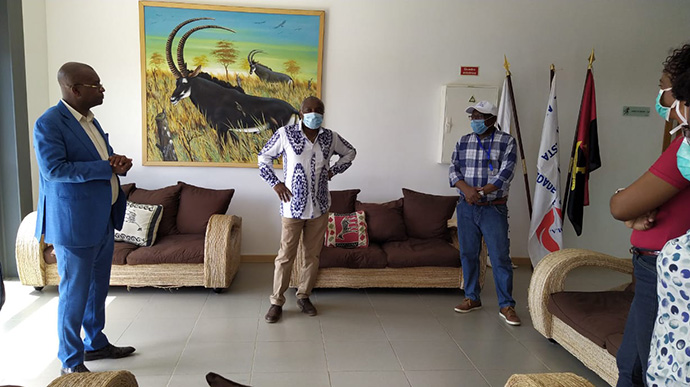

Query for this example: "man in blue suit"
[33,62,136,375]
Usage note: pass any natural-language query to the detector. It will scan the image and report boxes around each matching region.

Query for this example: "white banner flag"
[497,77,512,133]
[528,74,563,268]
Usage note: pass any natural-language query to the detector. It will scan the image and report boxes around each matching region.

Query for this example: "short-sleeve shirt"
[631,136,690,250]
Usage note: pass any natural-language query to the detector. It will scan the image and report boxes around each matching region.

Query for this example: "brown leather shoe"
[499,306,521,326]
[297,298,317,316]
[454,298,482,313]
[265,304,282,323]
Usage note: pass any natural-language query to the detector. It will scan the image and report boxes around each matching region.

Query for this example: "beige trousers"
[270,213,329,306]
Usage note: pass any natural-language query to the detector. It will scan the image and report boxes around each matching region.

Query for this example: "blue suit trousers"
[53,221,114,368]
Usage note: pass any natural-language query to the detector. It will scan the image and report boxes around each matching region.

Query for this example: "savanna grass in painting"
[145,69,316,165]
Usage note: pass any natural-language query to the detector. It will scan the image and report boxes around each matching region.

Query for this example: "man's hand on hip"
[273,183,293,202]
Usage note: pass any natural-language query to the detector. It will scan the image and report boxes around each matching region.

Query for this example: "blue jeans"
[616,253,658,387]
[456,200,515,308]
[53,221,114,368]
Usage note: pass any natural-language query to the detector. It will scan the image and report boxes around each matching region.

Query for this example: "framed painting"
[139,1,325,167]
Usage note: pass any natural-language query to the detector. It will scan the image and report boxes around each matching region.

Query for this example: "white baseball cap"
[465,101,497,117]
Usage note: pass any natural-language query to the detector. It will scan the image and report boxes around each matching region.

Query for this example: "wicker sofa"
[15,182,242,291]
[528,248,634,386]
[291,188,487,289]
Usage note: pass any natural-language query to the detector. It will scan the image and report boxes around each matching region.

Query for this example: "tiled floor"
[0,263,626,387]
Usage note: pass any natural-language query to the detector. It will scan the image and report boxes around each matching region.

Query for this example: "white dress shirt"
[62,100,118,204]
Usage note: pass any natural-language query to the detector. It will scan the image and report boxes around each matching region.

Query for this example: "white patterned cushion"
[114,201,164,247]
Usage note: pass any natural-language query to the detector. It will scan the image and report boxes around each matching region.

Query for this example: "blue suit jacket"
[33,101,126,248]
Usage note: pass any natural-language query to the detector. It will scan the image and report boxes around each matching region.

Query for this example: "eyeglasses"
[73,83,104,90]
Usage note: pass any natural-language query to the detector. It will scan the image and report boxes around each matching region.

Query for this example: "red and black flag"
[564,67,601,236]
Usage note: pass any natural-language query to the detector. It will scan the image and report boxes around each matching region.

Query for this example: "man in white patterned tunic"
[258,96,356,323]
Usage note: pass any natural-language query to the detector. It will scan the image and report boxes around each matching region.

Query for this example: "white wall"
[22,0,690,258]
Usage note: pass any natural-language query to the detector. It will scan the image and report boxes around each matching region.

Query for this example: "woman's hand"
[624,209,658,231]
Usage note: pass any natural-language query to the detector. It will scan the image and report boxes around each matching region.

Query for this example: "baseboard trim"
[511,257,530,264]
[511,257,532,267]
[242,255,533,265]
[241,255,275,263]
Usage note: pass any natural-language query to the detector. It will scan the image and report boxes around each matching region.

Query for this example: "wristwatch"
[478,189,485,198]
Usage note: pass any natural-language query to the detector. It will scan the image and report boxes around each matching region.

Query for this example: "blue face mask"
[655,88,676,121]
[678,138,690,181]
[302,112,323,129]
[471,119,489,135]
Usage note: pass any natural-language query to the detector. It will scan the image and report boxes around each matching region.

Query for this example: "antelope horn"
[165,17,213,79]
[248,49,263,63]
[177,25,235,77]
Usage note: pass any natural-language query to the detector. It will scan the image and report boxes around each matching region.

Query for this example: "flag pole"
[563,50,595,219]
[504,55,533,218]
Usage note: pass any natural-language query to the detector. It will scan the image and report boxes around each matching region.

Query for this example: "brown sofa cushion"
[329,189,360,213]
[356,199,407,243]
[113,242,139,265]
[605,333,624,357]
[44,243,138,266]
[318,244,387,269]
[382,238,460,268]
[176,182,235,234]
[547,291,633,349]
[126,234,204,265]
[128,183,182,237]
[402,188,458,240]
[121,183,136,198]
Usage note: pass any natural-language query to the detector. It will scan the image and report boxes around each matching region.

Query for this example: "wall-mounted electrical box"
[438,84,499,164]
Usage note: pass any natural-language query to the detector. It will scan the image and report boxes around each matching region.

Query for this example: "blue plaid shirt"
[449,129,517,201]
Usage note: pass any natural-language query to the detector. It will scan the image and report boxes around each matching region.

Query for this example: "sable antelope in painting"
[166,18,299,144]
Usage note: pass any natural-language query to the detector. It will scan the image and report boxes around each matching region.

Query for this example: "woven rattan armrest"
[528,248,633,338]
[15,211,47,287]
[204,214,242,289]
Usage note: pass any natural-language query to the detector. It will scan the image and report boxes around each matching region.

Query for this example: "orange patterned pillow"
[324,211,369,248]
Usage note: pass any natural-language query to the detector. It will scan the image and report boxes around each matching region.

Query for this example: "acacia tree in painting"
[211,40,238,81]
[283,59,300,79]
[149,52,164,72]
[192,54,210,68]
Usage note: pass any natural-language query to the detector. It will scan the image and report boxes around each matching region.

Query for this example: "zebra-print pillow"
[114,201,164,247]
[324,211,368,249]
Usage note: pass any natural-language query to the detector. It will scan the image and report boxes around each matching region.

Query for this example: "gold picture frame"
[139,1,325,167]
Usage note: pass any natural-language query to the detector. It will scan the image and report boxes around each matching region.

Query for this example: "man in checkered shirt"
[448,101,521,326]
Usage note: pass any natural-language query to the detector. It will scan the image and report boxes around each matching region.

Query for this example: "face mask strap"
[670,105,689,135]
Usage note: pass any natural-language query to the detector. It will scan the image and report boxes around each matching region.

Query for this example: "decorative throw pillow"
[114,201,164,247]
[402,188,459,240]
[128,183,182,237]
[176,181,235,234]
[355,199,408,243]
[121,183,136,198]
[329,189,361,213]
[324,210,369,248]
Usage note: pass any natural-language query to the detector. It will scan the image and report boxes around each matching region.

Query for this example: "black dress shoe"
[61,363,90,375]
[84,343,136,361]
[265,304,282,323]
[297,298,317,316]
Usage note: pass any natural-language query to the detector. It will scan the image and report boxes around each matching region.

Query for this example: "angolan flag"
[564,68,601,236]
